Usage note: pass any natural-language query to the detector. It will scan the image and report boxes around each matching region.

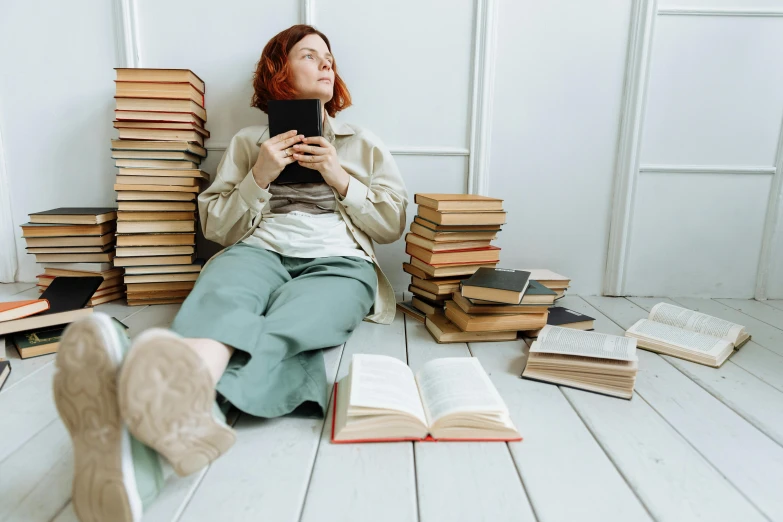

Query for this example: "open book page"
[627,319,732,355]
[348,354,427,425]
[649,303,744,344]
[532,325,638,361]
[414,358,506,426]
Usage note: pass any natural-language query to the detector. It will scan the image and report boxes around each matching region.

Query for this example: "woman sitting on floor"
[52,23,408,522]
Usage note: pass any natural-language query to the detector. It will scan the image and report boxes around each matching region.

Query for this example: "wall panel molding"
[657,7,783,17]
[640,164,776,175]
[603,0,658,296]
[467,0,498,195]
[302,0,315,25]
[113,0,141,68]
[755,116,783,300]
[0,114,18,282]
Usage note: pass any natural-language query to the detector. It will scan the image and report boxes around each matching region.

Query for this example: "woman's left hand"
[292,137,350,196]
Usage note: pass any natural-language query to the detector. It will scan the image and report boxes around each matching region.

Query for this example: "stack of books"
[425,268,552,343]
[112,68,209,305]
[402,194,505,319]
[20,208,125,306]
[522,269,571,299]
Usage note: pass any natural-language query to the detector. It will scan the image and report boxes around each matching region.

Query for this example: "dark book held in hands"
[267,99,324,184]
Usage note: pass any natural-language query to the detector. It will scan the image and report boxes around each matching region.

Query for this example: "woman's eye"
[305,54,313,59]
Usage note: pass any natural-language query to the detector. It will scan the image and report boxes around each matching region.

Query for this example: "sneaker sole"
[118,329,236,477]
[53,313,142,522]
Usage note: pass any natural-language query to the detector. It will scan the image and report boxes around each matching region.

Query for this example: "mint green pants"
[170,242,377,418]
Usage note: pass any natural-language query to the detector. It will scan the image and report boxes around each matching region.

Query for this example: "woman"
[52,24,408,522]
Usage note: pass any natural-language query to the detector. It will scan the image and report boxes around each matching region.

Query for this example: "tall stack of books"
[403,194,505,319]
[426,268,553,343]
[20,208,125,306]
[112,68,209,306]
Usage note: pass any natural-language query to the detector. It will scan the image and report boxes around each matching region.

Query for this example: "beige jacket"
[197,115,408,325]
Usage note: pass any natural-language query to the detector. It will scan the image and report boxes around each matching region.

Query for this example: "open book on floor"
[521,326,638,400]
[625,303,750,367]
[332,354,521,443]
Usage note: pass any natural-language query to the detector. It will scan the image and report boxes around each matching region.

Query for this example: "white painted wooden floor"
[2,282,783,522]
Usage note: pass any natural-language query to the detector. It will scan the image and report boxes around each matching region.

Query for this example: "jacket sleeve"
[198,133,272,246]
[337,134,409,245]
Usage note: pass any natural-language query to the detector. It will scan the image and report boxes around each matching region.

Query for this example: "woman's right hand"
[251,130,305,188]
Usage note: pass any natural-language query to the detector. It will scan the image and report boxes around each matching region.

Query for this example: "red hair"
[251,25,352,117]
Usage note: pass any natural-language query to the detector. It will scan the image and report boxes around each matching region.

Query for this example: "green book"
[12,318,129,359]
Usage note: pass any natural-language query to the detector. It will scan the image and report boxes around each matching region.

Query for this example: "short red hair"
[251,25,352,117]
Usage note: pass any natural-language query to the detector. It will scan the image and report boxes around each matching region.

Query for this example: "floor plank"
[0,282,37,298]
[667,297,783,357]
[300,310,418,522]
[405,320,536,522]
[469,339,652,522]
[556,296,766,521]
[766,300,783,311]
[175,344,346,522]
[585,296,783,520]
[715,298,783,331]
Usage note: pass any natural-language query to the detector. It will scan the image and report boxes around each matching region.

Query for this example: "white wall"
[2,0,782,298]
[622,5,783,298]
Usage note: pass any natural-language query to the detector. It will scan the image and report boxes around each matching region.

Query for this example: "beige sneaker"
[117,328,236,477]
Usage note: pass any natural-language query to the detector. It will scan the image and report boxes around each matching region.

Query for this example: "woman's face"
[288,34,335,105]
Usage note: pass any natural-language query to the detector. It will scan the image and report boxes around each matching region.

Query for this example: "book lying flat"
[12,317,129,359]
[396,301,426,323]
[425,309,517,344]
[520,269,571,289]
[406,244,501,265]
[444,301,548,332]
[413,216,501,233]
[466,280,557,306]
[21,222,115,237]
[414,194,504,212]
[110,139,206,158]
[0,299,50,323]
[29,208,117,225]
[0,276,103,336]
[409,257,498,278]
[409,222,498,242]
[451,292,550,315]
[114,68,205,92]
[332,354,521,443]
[522,326,639,400]
[524,307,596,337]
[461,268,530,305]
[405,233,491,252]
[417,207,506,226]
[411,296,442,316]
[625,303,750,367]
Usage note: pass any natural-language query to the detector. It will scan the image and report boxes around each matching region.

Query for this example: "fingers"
[269,129,298,144]
[292,153,325,163]
[292,143,328,156]
[302,136,330,148]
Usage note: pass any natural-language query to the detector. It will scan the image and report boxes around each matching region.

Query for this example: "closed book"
[413,216,501,233]
[114,254,196,267]
[126,281,195,292]
[127,297,187,306]
[452,292,551,315]
[114,184,200,193]
[111,139,206,158]
[115,159,198,169]
[406,243,501,265]
[267,99,324,184]
[411,296,442,316]
[461,268,531,305]
[123,261,203,275]
[444,301,548,332]
[408,284,450,302]
[29,208,117,225]
[117,201,196,212]
[124,272,199,284]
[409,256,497,278]
[27,244,114,254]
[405,233,491,252]
[116,245,195,257]
[524,307,596,338]
[21,222,115,238]
[414,193,503,212]
[34,252,114,263]
[115,175,198,187]
[38,275,122,291]
[116,191,196,201]
[417,207,506,226]
[396,301,425,323]
[24,233,115,248]
[0,299,50,322]
[118,168,208,179]
[409,222,498,242]
[115,81,205,108]
[114,68,205,92]
[521,268,571,289]
[113,120,209,137]
[115,97,207,121]
[115,233,196,247]
[117,211,195,222]
[114,110,204,127]
[0,276,103,336]
[410,276,461,296]
[467,280,557,306]
[11,316,128,359]
[425,309,517,344]
[42,263,115,274]
[112,150,202,163]
[116,128,204,146]
[116,221,195,234]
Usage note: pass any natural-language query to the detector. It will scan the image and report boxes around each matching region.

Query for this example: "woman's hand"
[292,136,351,197]
[251,130,305,189]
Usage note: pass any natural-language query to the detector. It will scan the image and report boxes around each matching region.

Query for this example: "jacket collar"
[257,112,354,145]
